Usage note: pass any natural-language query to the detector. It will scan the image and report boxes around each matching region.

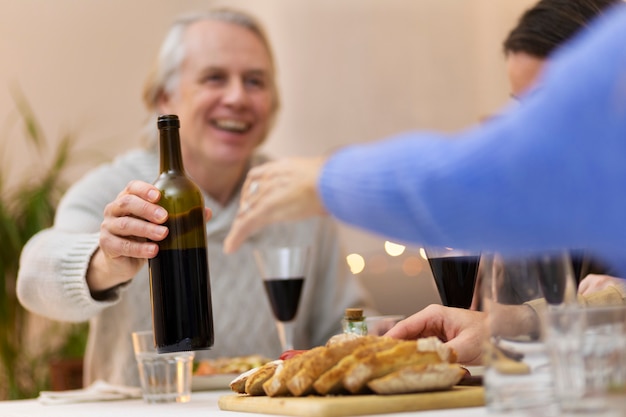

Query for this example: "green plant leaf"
[0,91,88,400]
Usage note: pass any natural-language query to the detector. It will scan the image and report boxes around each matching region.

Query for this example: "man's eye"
[246,77,266,88]
[203,74,225,83]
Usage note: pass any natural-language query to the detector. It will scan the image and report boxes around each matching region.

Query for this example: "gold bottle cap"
[344,308,364,320]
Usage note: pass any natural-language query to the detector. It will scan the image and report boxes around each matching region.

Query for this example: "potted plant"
[0,89,88,399]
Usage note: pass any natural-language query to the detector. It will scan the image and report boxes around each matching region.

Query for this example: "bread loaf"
[230,335,460,397]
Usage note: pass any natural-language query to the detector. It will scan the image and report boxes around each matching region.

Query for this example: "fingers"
[224,219,258,254]
[224,157,327,254]
[577,274,620,295]
[99,219,162,259]
[385,304,486,365]
[224,180,273,254]
[100,181,169,259]
[384,304,441,340]
[444,332,484,365]
[108,180,168,224]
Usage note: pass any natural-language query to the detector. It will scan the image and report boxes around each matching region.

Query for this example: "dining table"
[0,389,492,417]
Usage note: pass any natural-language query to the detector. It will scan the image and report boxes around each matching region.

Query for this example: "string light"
[346,253,365,274]
[384,241,406,257]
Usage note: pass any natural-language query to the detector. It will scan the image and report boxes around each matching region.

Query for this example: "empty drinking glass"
[131,330,194,403]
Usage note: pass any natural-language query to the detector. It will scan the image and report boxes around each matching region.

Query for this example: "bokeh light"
[346,253,365,274]
[384,241,406,257]
[402,256,423,276]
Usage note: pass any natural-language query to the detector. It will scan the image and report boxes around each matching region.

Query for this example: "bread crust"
[263,346,326,397]
[367,363,466,394]
[313,337,401,395]
[342,341,443,393]
[245,360,282,396]
[287,335,377,396]
[229,359,283,394]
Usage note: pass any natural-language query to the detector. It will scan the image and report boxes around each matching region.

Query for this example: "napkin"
[38,380,142,405]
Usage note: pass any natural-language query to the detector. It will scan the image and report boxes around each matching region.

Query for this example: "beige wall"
[0,0,535,255]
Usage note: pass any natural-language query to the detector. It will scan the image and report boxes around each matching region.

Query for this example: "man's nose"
[223,79,249,106]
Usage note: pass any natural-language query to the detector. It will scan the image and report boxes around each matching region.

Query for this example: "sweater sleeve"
[318,5,626,275]
[16,230,120,321]
[16,149,155,322]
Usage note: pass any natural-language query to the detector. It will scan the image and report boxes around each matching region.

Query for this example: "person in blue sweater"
[225,1,626,267]
[484,0,621,306]
[225,1,626,273]
[223,2,626,361]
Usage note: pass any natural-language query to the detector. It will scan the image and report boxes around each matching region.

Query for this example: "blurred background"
[0,0,536,398]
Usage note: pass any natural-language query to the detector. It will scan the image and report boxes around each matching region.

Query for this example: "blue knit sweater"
[319,4,626,275]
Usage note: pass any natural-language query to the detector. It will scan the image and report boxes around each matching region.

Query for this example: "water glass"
[480,251,577,416]
[547,305,626,415]
[131,330,194,403]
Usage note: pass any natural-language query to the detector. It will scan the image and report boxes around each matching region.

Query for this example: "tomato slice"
[279,349,307,360]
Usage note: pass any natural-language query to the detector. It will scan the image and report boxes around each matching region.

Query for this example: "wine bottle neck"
[158,127,185,174]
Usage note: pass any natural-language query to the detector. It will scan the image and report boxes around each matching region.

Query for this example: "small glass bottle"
[342,308,368,336]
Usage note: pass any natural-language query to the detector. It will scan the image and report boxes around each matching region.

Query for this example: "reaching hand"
[224,156,328,253]
[384,304,487,365]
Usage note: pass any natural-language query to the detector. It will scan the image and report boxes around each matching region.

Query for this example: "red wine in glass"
[425,248,480,309]
[428,256,480,309]
[253,247,310,352]
[263,277,305,322]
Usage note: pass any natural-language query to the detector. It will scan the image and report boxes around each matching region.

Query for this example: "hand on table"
[578,274,626,296]
[224,156,328,253]
[384,304,486,365]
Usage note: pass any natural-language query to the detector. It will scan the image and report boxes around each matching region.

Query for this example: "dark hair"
[503,0,621,57]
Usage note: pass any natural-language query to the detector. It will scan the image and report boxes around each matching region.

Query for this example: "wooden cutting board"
[218,386,485,417]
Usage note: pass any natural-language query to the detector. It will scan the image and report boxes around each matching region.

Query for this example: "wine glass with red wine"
[425,247,481,309]
[253,246,310,352]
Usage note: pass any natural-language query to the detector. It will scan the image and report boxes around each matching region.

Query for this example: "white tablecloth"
[0,390,490,417]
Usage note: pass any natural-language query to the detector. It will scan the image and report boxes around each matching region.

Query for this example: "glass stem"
[275,321,294,351]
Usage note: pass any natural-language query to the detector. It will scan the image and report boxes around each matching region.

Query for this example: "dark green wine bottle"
[148,114,214,353]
